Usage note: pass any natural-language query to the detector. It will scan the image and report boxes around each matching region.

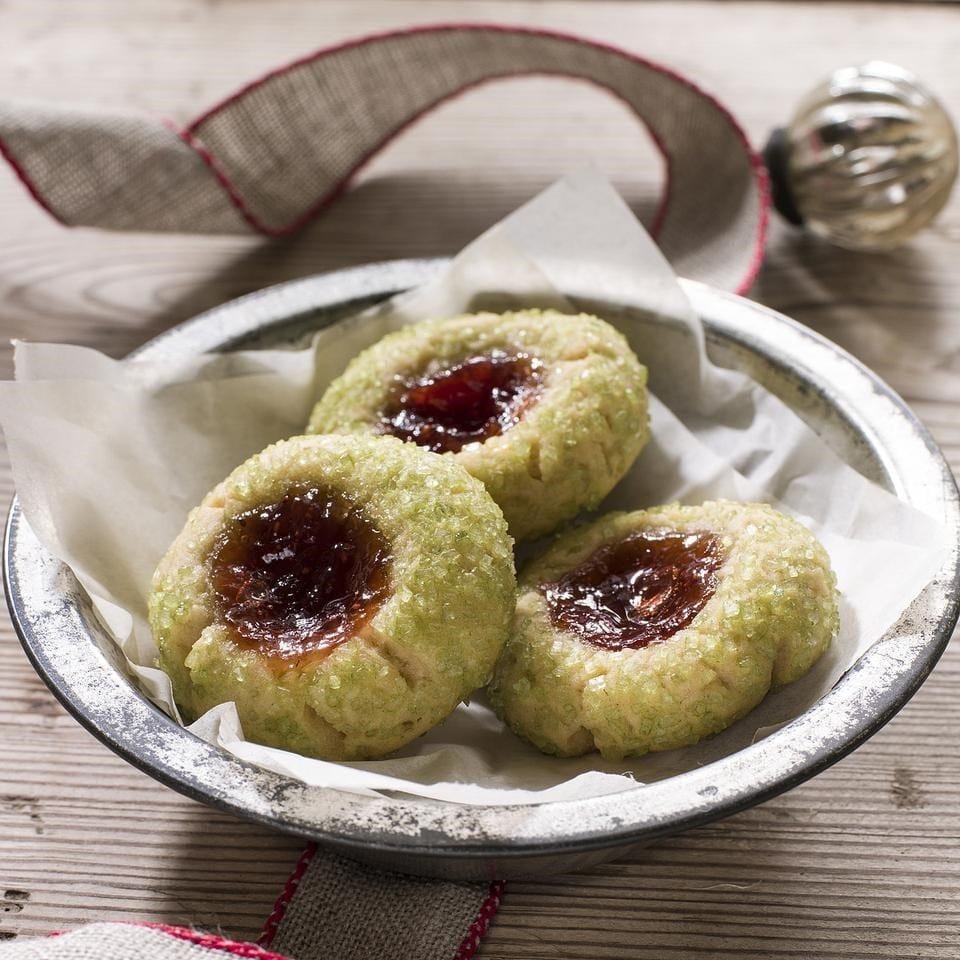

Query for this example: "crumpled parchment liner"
[0,170,947,806]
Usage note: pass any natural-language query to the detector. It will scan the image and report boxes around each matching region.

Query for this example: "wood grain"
[0,1,958,957]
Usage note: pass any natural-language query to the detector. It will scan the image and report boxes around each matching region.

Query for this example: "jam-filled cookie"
[306,310,649,541]
[489,501,838,760]
[148,434,515,760]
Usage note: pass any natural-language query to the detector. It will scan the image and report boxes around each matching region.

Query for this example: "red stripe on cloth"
[140,924,293,960]
[48,923,294,960]
[452,880,506,960]
[257,843,318,947]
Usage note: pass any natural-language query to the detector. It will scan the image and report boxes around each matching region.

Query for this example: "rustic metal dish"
[6,259,959,880]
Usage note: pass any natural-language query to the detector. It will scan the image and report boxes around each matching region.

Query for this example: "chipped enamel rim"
[6,260,959,877]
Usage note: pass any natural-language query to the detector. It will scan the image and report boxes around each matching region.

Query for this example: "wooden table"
[1,2,958,957]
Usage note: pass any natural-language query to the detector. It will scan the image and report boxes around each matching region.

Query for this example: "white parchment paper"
[0,170,947,805]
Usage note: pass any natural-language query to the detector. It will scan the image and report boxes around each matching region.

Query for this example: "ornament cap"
[763,127,804,227]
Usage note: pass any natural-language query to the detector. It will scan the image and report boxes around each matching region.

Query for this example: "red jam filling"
[379,351,543,454]
[209,487,391,662]
[541,530,723,651]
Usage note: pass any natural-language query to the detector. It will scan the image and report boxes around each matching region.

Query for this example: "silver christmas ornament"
[765,61,958,251]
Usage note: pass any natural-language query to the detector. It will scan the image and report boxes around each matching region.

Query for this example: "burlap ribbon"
[0,24,767,293]
[0,24,768,959]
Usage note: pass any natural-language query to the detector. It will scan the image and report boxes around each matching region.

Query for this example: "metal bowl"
[5,259,959,880]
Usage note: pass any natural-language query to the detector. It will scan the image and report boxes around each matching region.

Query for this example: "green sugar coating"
[488,500,839,760]
[306,310,650,541]
[148,434,516,760]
